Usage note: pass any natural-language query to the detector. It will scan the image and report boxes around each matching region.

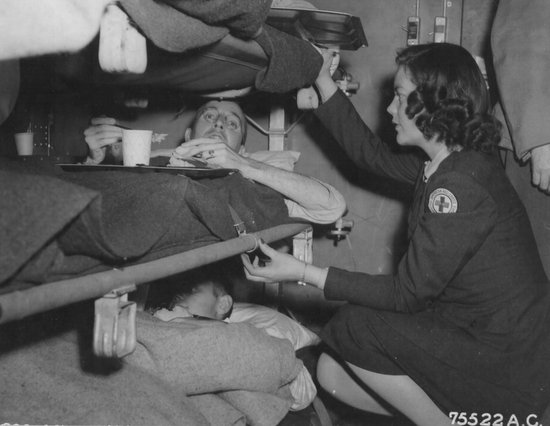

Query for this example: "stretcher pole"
[0,223,309,325]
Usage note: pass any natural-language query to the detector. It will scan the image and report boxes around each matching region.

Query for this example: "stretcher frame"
[0,221,335,426]
[0,222,310,325]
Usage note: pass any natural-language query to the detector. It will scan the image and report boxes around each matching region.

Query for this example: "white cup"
[122,129,152,166]
[14,132,34,156]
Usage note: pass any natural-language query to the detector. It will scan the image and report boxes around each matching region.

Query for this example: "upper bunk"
[0,0,367,325]
[48,1,367,98]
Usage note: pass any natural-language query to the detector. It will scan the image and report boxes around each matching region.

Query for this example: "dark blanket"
[1,158,291,290]
[118,0,322,93]
[254,25,322,93]
[119,0,272,50]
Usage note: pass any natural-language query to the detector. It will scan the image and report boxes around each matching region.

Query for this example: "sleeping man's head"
[169,279,233,321]
[152,266,234,321]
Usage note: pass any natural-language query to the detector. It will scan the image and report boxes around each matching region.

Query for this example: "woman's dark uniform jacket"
[315,90,550,417]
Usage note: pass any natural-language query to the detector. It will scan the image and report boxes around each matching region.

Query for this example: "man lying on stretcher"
[147,265,319,411]
[83,99,346,225]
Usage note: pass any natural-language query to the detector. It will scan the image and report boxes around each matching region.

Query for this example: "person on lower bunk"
[146,265,319,412]
[241,42,550,424]
[151,267,234,322]
[83,98,346,225]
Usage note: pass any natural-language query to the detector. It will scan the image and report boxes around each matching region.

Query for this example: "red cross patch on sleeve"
[428,188,458,213]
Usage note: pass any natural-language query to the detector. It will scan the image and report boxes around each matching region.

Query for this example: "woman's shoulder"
[426,151,502,208]
[427,150,512,210]
[440,150,503,182]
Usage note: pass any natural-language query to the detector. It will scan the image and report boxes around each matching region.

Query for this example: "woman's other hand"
[241,240,329,291]
[314,48,339,103]
[241,240,305,283]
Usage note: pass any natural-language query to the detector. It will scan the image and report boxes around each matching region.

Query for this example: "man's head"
[185,100,247,152]
[169,273,233,321]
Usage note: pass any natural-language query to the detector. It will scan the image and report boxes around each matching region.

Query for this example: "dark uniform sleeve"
[324,171,498,312]
[315,89,423,186]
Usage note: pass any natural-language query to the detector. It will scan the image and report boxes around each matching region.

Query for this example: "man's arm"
[83,117,123,164]
[239,156,346,224]
[172,139,346,224]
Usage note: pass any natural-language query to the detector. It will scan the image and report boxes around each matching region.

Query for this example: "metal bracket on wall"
[294,227,313,285]
[402,0,462,46]
[268,104,286,151]
[245,105,307,151]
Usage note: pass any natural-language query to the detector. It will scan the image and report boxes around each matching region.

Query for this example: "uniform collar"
[423,147,457,182]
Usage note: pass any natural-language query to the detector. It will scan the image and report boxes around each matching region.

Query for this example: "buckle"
[233,221,247,236]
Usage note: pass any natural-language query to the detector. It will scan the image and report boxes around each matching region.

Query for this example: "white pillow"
[228,302,320,350]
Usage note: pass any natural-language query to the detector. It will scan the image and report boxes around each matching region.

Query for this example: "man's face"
[190,100,245,151]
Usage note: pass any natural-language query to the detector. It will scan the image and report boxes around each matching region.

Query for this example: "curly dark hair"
[396,43,501,153]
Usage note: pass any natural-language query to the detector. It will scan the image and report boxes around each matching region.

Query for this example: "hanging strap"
[227,205,247,236]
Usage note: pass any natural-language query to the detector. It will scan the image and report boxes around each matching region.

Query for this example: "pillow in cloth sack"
[229,302,320,350]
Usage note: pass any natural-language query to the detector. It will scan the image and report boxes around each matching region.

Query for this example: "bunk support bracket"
[292,227,313,264]
[293,227,313,285]
[93,284,137,359]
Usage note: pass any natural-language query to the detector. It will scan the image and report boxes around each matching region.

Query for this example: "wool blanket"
[0,158,291,291]
[0,306,301,425]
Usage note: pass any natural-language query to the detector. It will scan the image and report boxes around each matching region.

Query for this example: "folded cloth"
[55,171,291,262]
[2,159,292,288]
[218,390,295,426]
[0,158,97,288]
[126,312,302,424]
[0,308,209,426]
[118,0,271,52]
[117,0,322,93]
[254,25,322,93]
[129,312,302,395]
[188,394,246,426]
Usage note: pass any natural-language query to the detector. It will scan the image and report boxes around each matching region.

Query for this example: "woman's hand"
[241,240,305,283]
[318,48,339,78]
[314,48,339,103]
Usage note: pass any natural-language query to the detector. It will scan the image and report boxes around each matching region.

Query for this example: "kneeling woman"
[242,43,550,425]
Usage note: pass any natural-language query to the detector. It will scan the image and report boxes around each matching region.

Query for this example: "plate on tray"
[56,163,237,178]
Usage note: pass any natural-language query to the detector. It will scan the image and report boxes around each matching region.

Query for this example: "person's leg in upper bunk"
[83,98,346,225]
